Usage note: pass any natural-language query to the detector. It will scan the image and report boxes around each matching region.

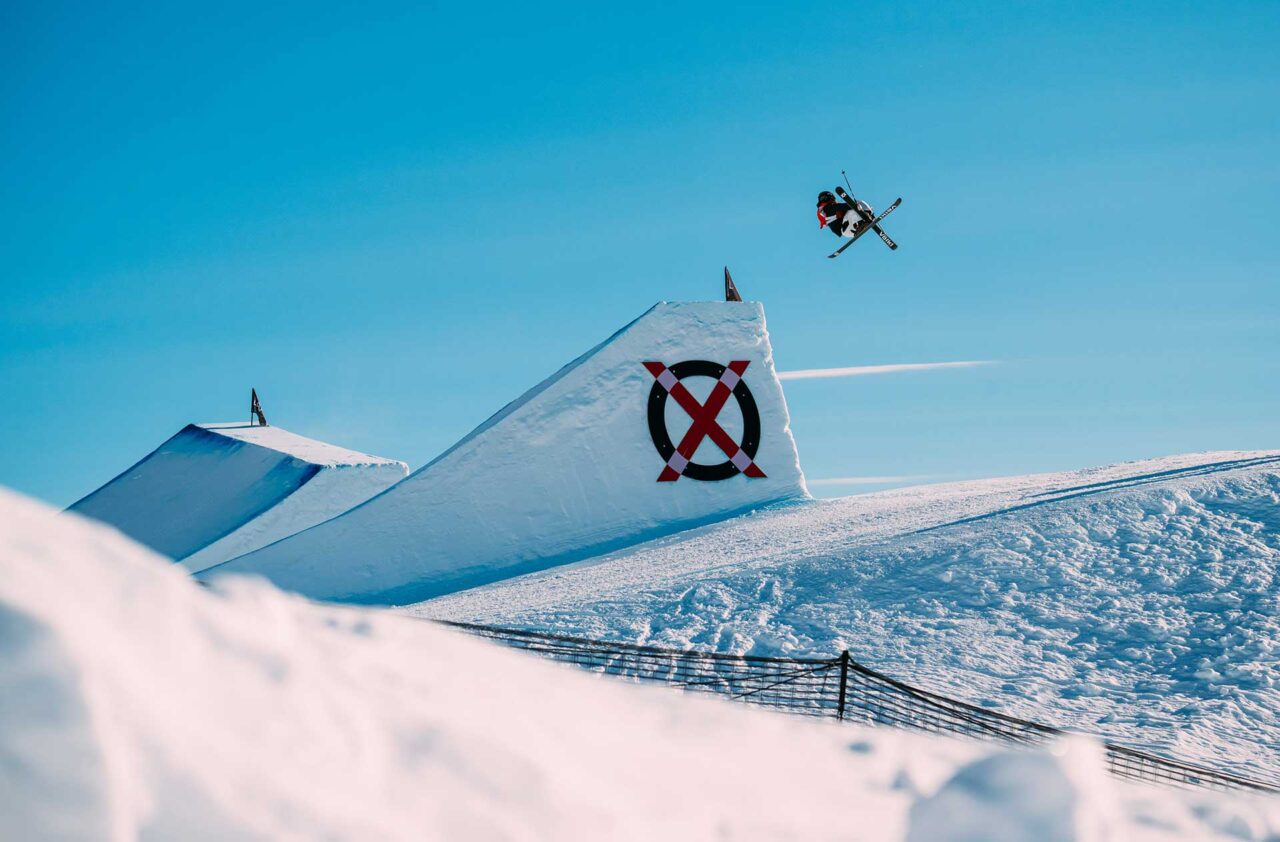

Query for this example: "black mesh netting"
[441,620,1278,795]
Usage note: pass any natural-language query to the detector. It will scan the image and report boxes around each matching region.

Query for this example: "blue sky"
[2,1,1277,505]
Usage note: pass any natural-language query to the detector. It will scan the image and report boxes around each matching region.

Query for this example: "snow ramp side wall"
[205,301,809,604]
[69,424,320,562]
[68,424,409,569]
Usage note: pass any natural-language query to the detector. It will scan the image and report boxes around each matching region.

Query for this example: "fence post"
[836,650,850,721]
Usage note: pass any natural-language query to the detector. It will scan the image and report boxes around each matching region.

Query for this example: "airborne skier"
[818,176,903,258]
[816,190,873,239]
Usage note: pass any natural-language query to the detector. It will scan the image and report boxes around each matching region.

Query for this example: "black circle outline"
[647,360,761,481]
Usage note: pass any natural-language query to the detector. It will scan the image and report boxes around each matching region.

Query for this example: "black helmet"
[817,190,836,206]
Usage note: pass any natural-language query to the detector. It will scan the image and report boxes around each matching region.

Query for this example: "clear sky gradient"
[3,1,1277,505]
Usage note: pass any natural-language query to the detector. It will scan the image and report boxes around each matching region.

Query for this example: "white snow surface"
[68,423,408,572]
[197,422,408,467]
[206,301,807,605]
[3,486,1277,841]
[414,451,1280,782]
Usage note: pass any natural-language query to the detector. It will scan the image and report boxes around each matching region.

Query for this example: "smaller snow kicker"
[68,423,408,570]
[643,360,766,482]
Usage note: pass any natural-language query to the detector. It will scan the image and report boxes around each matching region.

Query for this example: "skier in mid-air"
[817,177,902,259]
[816,190,873,239]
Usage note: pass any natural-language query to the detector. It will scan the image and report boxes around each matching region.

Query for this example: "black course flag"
[250,388,268,427]
[724,267,743,302]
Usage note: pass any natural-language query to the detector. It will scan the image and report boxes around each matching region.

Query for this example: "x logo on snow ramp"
[643,360,766,482]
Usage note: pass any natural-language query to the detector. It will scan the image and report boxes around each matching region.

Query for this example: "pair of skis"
[827,186,902,259]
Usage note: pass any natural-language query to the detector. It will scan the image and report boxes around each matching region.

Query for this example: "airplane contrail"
[777,360,995,380]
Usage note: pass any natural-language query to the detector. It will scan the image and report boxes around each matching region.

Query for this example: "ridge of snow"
[3,485,1275,840]
[412,450,1280,781]
[197,422,406,468]
[414,304,655,474]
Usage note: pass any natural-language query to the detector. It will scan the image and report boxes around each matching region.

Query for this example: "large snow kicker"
[204,301,808,604]
[69,423,408,572]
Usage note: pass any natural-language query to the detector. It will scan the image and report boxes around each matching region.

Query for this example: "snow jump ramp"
[69,423,409,572]
[202,301,809,604]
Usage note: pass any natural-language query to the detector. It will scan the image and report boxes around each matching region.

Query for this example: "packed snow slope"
[68,422,408,572]
[417,451,1280,782]
[4,488,1277,841]
[206,301,807,605]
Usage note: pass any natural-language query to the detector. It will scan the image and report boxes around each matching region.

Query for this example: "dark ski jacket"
[817,201,852,236]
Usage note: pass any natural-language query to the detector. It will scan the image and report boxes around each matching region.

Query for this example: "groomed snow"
[198,422,409,468]
[3,486,1277,841]
[413,451,1280,783]
[68,423,408,571]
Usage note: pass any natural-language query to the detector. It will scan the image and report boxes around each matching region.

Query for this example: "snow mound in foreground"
[68,422,408,572]
[3,487,1275,840]
[417,451,1280,782]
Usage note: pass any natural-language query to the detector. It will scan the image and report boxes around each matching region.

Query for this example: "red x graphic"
[643,360,767,482]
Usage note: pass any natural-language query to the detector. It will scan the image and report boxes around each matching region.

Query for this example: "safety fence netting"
[440,620,1278,796]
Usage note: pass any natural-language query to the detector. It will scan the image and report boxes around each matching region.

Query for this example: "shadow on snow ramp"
[69,423,407,572]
